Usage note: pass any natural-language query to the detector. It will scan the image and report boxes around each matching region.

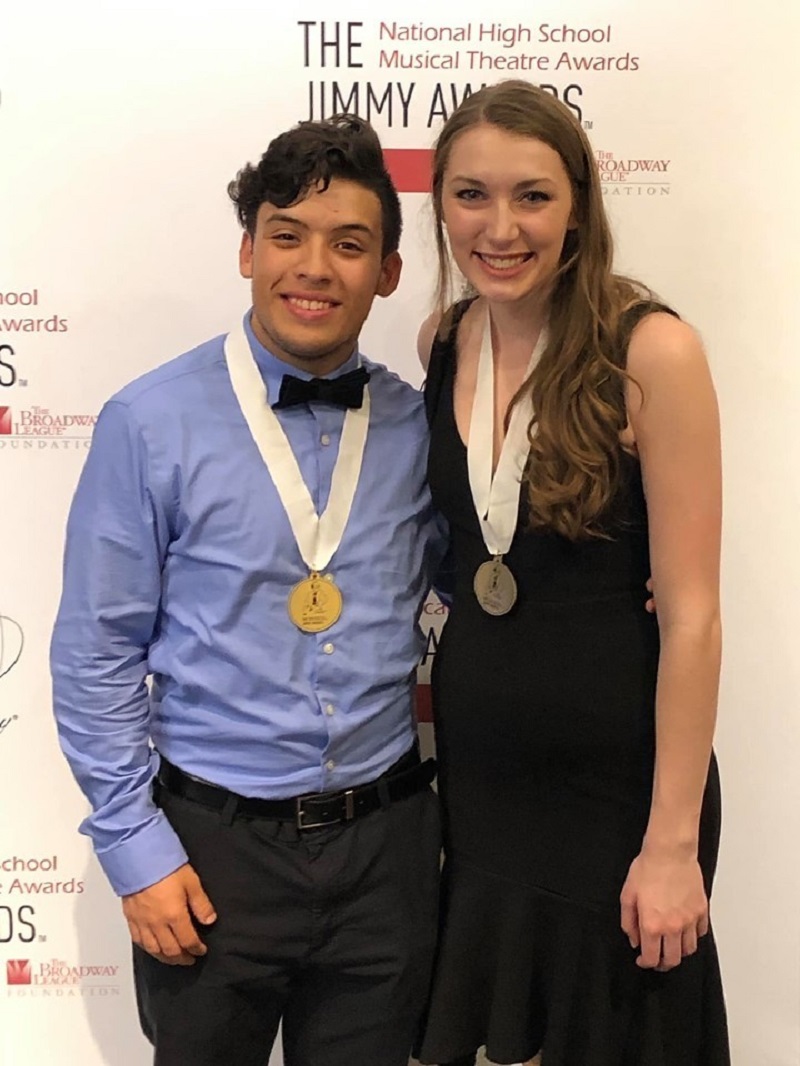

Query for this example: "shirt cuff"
[95,812,189,897]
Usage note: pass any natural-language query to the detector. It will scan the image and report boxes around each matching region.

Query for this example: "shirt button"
[323,642,335,655]
[320,433,331,446]
[325,704,335,716]
[326,760,336,771]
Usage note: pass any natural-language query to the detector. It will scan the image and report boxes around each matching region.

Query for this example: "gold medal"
[473,556,518,616]
[288,572,343,633]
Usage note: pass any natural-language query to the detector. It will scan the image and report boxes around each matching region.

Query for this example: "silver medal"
[467,307,547,619]
[473,556,518,616]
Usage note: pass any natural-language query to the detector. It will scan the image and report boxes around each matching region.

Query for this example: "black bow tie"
[272,366,370,410]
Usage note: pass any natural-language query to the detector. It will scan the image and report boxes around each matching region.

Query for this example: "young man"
[50,116,444,1066]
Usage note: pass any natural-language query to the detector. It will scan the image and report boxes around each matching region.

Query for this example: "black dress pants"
[134,757,441,1066]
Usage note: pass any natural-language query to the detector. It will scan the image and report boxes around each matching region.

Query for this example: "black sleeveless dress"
[417,302,730,1066]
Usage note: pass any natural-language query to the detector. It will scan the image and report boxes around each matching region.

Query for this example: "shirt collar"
[242,310,362,404]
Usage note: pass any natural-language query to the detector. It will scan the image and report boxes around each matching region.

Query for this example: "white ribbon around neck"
[467,306,548,557]
[224,322,370,574]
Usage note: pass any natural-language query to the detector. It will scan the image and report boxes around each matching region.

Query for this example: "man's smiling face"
[240,178,402,377]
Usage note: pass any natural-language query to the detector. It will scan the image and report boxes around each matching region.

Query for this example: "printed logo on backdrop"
[0,614,23,680]
[1,857,87,960]
[0,405,96,449]
[0,290,87,449]
[0,614,23,739]
[595,149,671,198]
[6,959,31,985]
[415,594,448,724]
[0,905,39,946]
[5,957,120,996]
[0,289,70,390]
[0,857,84,957]
[294,19,671,198]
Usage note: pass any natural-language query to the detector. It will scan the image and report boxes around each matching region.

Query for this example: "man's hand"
[122,863,217,966]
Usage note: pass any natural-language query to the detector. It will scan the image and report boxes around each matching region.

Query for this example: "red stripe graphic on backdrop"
[383,149,433,194]
[415,684,433,724]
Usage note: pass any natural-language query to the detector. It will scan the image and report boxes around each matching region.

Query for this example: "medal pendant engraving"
[288,572,343,633]
[473,556,518,616]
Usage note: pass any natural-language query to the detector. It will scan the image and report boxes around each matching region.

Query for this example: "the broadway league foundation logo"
[5,957,121,989]
[0,614,23,679]
[6,960,32,985]
[595,149,672,197]
[0,405,96,438]
[0,404,96,449]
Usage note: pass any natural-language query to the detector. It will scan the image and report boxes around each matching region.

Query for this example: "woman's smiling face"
[441,123,576,309]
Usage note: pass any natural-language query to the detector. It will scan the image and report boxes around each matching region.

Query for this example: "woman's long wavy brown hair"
[432,80,658,540]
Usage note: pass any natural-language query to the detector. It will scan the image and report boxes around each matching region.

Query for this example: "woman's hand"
[620,844,709,971]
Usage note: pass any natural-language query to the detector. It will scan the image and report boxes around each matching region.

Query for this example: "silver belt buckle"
[295,796,327,831]
[296,788,356,830]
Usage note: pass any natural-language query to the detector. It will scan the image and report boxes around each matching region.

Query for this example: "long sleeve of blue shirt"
[50,321,444,897]
[51,399,189,895]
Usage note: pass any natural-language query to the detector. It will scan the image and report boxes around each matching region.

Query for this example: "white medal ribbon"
[224,322,369,574]
[467,306,547,556]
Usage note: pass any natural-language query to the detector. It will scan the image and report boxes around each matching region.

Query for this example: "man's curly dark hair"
[228,115,402,257]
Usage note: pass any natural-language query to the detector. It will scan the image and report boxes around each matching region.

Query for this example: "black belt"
[156,750,437,830]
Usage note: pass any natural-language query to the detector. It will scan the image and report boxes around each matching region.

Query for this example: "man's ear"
[376,251,402,298]
[239,231,254,279]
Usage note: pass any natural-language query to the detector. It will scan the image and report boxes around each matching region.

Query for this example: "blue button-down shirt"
[50,313,444,896]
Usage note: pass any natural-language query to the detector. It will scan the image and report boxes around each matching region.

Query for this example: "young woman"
[416,80,729,1066]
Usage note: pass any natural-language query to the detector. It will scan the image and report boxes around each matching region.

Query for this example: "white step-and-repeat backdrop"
[2,1,798,1063]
